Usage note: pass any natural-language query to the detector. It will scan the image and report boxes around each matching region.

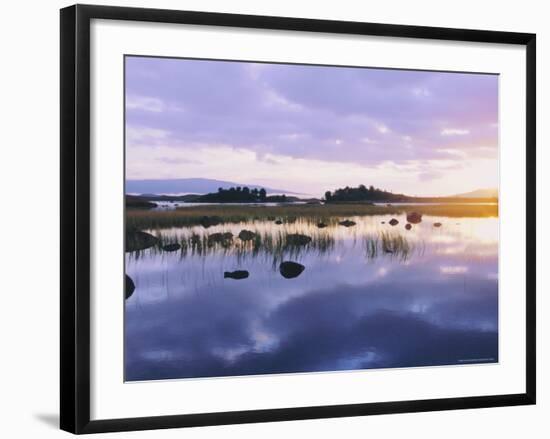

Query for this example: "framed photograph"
[60,4,536,434]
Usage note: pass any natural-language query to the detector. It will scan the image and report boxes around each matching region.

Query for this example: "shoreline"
[127,202,499,230]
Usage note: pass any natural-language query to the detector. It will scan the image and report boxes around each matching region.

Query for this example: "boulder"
[317,222,328,228]
[125,274,135,299]
[389,218,399,226]
[405,223,412,230]
[224,270,249,280]
[274,220,283,225]
[238,230,256,241]
[434,222,442,227]
[406,212,422,224]
[199,215,222,228]
[162,243,181,252]
[279,261,305,279]
[126,230,159,252]
[286,234,312,246]
[339,220,356,227]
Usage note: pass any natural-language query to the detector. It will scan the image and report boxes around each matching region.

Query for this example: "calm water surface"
[125,213,498,381]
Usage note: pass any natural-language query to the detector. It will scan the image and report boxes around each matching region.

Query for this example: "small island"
[324,184,498,204]
[192,186,298,203]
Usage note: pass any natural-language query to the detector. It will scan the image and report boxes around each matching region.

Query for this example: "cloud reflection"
[125,277,497,380]
[125,216,498,381]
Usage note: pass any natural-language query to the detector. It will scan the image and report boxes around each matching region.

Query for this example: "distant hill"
[126,178,296,195]
[453,188,498,199]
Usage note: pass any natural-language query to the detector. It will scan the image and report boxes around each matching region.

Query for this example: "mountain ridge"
[452,188,498,199]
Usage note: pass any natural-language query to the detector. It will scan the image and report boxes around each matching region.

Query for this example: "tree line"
[195,186,269,203]
[324,184,405,203]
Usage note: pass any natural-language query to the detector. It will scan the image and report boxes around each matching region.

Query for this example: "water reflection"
[125,213,498,381]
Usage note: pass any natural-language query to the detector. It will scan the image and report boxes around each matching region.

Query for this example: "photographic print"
[124,56,499,382]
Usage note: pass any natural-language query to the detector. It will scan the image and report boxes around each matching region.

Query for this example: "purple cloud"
[125,56,498,167]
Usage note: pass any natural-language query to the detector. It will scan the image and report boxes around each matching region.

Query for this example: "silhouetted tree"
[325,185,408,203]
[259,188,267,200]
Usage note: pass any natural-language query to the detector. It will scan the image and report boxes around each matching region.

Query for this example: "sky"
[125,56,498,197]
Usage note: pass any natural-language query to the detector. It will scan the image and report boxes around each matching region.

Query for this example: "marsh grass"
[365,235,379,259]
[126,203,498,230]
[129,228,419,264]
[380,232,412,261]
[141,230,335,257]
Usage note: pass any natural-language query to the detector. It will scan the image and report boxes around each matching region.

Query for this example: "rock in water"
[125,274,135,299]
[224,270,249,280]
[274,220,283,225]
[162,243,181,252]
[405,223,412,230]
[434,222,442,227]
[126,230,159,252]
[199,216,222,228]
[238,230,256,241]
[339,220,356,227]
[406,212,422,224]
[279,261,305,279]
[389,218,399,226]
[317,222,328,228]
[286,234,312,246]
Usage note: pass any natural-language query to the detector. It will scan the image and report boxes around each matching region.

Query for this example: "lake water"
[152,201,496,210]
[125,213,498,381]
[152,201,309,210]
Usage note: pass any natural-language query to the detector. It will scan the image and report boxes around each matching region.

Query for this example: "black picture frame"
[60,4,536,434]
